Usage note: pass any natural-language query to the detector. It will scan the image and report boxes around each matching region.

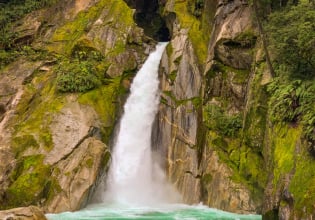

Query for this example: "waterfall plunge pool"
[46,203,261,220]
[46,43,261,220]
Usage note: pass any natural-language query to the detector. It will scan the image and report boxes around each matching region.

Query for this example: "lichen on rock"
[0,0,153,212]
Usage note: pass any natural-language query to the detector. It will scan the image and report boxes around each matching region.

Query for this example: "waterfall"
[101,42,180,206]
[46,42,262,220]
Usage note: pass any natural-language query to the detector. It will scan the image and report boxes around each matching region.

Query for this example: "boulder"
[0,206,47,220]
[44,138,110,213]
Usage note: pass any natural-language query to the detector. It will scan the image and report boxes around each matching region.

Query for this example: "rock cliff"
[153,0,261,214]
[0,0,154,213]
[153,0,315,219]
[1,0,315,219]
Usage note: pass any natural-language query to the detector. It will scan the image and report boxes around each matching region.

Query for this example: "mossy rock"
[78,77,123,142]
[48,0,135,55]
[71,38,103,59]
[4,155,51,208]
[12,135,40,157]
[169,0,210,64]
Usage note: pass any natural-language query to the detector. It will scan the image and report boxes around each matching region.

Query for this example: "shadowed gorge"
[124,0,170,41]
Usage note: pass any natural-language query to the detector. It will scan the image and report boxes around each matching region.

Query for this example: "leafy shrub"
[267,78,315,143]
[264,1,315,146]
[187,0,204,18]
[0,0,58,49]
[56,60,101,93]
[266,2,315,79]
[204,104,243,137]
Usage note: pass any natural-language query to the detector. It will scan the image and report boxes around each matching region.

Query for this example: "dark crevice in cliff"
[124,0,170,41]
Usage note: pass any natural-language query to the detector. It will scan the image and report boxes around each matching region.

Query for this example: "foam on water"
[46,203,261,220]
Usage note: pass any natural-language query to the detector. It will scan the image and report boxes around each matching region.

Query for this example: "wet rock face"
[0,0,152,212]
[45,138,110,213]
[152,0,261,214]
[152,29,202,204]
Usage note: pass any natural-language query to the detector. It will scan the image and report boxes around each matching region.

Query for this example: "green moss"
[271,124,301,186]
[234,29,257,48]
[168,71,177,84]
[40,132,53,151]
[289,143,315,216]
[49,4,101,54]
[163,90,202,109]
[44,177,62,204]
[263,121,315,217]
[49,0,135,55]
[204,103,243,138]
[5,155,51,208]
[11,73,64,156]
[71,38,101,58]
[290,152,315,217]
[243,63,269,149]
[12,135,39,157]
[78,77,122,142]
[191,97,202,109]
[174,55,182,65]
[207,129,266,204]
[85,158,94,168]
[166,43,173,58]
[172,1,209,64]
[205,61,250,87]
[101,150,111,169]
[202,173,212,184]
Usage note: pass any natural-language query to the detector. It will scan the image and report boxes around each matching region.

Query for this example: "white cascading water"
[101,42,180,206]
[46,42,262,220]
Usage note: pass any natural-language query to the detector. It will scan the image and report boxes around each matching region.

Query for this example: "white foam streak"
[101,42,181,206]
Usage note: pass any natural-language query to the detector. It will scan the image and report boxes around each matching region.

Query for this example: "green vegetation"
[267,78,315,156]
[204,104,242,138]
[5,154,51,208]
[207,132,266,203]
[56,59,101,93]
[187,0,204,18]
[11,71,65,156]
[257,1,315,216]
[162,90,201,109]
[0,0,57,49]
[49,0,134,55]
[12,135,39,157]
[266,1,315,79]
[290,148,315,215]
[78,77,123,142]
[48,1,104,54]
[270,125,300,186]
[265,1,315,144]
[172,0,209,64]
[243,63,269,149]
[0,0,138,210]
[234,30,257,48]
[206,61,250,83]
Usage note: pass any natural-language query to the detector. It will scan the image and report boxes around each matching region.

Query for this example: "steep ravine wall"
[1,0,315,219]
[0,0,155,212]
[153,0,261,214]
[153,0,315,219]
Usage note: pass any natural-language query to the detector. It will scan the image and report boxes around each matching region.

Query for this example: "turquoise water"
[46,203,261,220]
